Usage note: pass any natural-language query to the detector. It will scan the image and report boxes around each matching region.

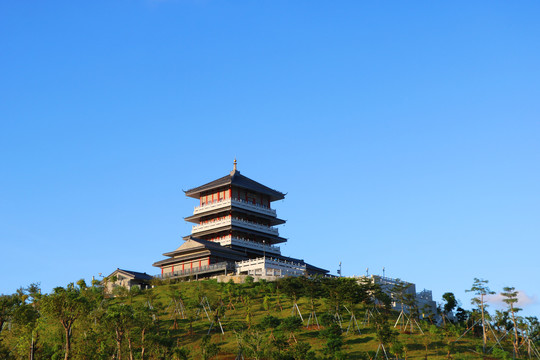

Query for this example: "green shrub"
[492,347,511,360]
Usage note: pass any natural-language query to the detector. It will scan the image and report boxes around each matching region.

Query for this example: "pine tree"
[500,286,522,357]
[466,278,494,353]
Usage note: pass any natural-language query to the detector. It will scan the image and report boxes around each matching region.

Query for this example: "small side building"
[105,268,154,293]
[354,274,438,316]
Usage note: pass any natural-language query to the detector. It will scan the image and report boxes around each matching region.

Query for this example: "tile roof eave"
[184,171,285,201]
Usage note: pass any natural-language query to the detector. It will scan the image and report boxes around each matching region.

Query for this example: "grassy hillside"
[0,277,528,360]
[117,278,513,359]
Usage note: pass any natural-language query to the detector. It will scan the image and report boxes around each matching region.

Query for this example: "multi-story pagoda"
[153,161,328,279]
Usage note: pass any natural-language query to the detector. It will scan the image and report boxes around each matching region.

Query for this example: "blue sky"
[1,1,539,315]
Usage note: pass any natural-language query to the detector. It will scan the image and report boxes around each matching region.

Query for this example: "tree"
[0,294,20,340]
[166,288,184,329]
[114,285,141,305]
[455,307,469,325]
[525,316,540,341]
[322,277,344,325]
[372,283,392,312]
[279,277,305,320]
[172,346,190,360]
[301,276,324,328]
[13,301,40,359]
[441,292,457,326]
[258,314,281,340]
[466,278,494,353]
[237,329,268,360]
[373,310,397,350]
[12,284,42,360]
[500,286,522,357]
[288,341,317,360]
[390,340,404,360]
[105,304,135,360]
[41,283,89,360]
[133,304,155,360]
[279,316,304,343]
[320,323,344,359]
[391,279,412,330]
[403,292,419,332]
[200,334,220,360]
[494,310,511,333]
[184,298,199,336]
[340,278,366,334]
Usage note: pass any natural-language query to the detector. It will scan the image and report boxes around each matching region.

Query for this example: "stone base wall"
[215,274,282,284]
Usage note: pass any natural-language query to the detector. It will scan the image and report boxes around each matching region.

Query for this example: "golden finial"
[233,158,237,171]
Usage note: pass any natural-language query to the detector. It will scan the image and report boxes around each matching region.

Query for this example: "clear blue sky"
[1,1,539,315]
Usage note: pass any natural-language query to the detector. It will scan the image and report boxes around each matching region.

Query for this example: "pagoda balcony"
[191,217,279,236]
[193,198,277,217]
[232,217,279,235]
[212,235,280,255]
[154,261,236,279]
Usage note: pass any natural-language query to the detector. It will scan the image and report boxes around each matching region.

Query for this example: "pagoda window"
[247,192,257,204]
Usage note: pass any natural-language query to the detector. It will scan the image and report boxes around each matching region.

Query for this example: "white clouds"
[486,290,537,308]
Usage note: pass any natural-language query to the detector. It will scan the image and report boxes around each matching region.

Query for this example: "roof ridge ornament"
[230,158,239,175]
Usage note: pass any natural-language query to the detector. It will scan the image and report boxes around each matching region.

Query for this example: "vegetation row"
[0,276,537,360]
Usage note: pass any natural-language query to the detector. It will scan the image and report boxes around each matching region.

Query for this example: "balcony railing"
[155,262,235,279]
[236,257,305,269]
[192,218,231,233]
[193,198,277,217]
[193,199,231,214]
[231,198,277,216]
[192,217,279,236]
[232,218,279,235]
[213,235,280,254]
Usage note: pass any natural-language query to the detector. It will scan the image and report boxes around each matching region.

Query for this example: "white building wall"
[235,257,306,277]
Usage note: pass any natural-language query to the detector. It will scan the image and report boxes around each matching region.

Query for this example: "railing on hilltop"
[154,262,235,279]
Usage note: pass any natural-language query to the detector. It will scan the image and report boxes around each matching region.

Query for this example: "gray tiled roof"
[185,170,285,201]
[152,237,248,267]
[116,269,154,280]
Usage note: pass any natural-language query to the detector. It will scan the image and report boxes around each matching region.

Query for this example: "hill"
[0,277,532,360]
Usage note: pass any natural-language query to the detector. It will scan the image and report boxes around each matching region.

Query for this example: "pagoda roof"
[152,237,247,267]
[163,237,246,257]
[184,209,286,226]
[183,229,287,245]
[184,169,285,201]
